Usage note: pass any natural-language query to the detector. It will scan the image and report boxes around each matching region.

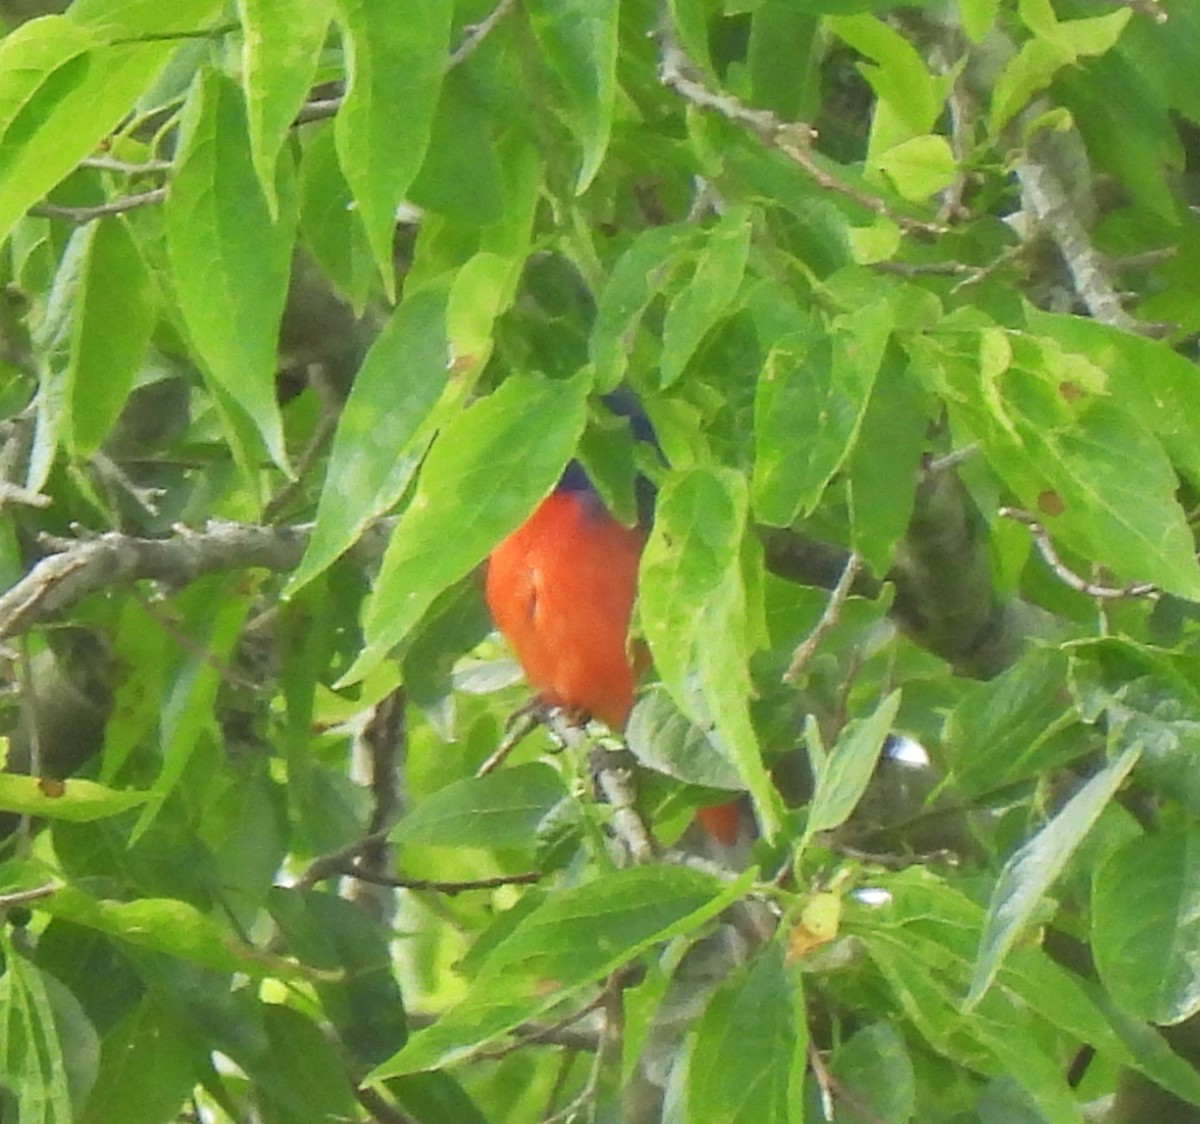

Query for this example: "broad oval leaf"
[392,763,568,851]
[1093,822,1200,1025]
[685,942,806,1124]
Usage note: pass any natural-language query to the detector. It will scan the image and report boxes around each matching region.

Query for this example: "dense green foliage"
[0,0,1198,1120]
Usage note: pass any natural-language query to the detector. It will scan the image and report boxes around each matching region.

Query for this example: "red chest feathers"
[485,490,646,730]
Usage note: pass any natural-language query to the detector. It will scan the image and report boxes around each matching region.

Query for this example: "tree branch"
[0,522,315,640]
[28,188,167,224]
[999,507,1160,600]
[655,16,945,237]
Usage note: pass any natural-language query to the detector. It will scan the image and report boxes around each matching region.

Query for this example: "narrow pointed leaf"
[286,284,450,595]
[371,865,750,1078]
[239,0,332,215]
[967,745,1141,1008]
[332,0,452,295]
[165,71,297,470]
[342,372,591,685]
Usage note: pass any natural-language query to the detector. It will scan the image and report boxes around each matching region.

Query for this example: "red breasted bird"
[484,415,648,731]
[484,395,743,844]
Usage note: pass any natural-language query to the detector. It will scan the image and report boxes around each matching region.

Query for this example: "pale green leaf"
[286,284,449,595]
[525,0,619,192]
[875,134,957,202]
[590,223,696,393]
[165,71,297,471]
[660,207,751,387]
[342,372,591,685]
[238,0,332,216]
[0,775,146,822]
[332,0,452,296]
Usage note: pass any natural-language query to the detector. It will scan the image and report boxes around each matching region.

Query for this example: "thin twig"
[478,990,608,1063]
[130,587,261,692]
[1111,0,1167,21]
[476,703,545,776]
[337,867,542,894]
[998,507,1159,600]
[784,552,862,683]
[588,742,658,865]
[80,156,173,176]
[293,830,391,891]
[28,188,167,224]
[346,686,408,922]
[0,882,59,908]
[808,1042,889,1124]
[656,19,945,238]
[448,0,516,68]
[0,481,51,509]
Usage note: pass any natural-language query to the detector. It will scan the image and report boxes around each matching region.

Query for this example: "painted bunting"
[484,413,647,731]
[484,395,742,845]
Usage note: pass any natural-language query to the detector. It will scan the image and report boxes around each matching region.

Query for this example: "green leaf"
[238,0,332,217]
[966,744,1142,1009]
[754,297,893,525]
[0,17,175,250]
[391,763,568,851]
[959,0,1000,42]
[874,134,957,202]
[332,0,452,297]
[67,0,224,35]
[65,217,155,456]
[409,69,504,227]
[1025,307,1200,493]
[989,37,1071,135]
[590,223,695,393]
[35,890,314,981]
[806,689,901,840]
[165,70,297,471]
[371,864,750,1078]
[1093,821,1200,1024]
[625,685,744,791]
[80,1002,197,1124]
[829,1023,916,1124]
[641,466,780,837]
[685,942,806,1124]
[342,372,591,685]
[0,775,146,822]
[286,284,449,595]
[660,207,752,387]
[827,14,939,134]
[298,126,375,309]
[944,649,1085,796]
[525,0,619,193]
[847,348,926,573]
[132,578,252,842]
[0,945,75,1124]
